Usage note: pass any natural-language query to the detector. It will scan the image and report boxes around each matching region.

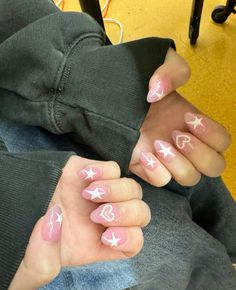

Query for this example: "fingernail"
[154,140,176,162]
[140,152,158,170]
[90,204,121,223]
[101,227,127,247]
[184,112,206,134]
[82,184,109,200]
[42,205,63,242]
[79,166,102,181]
[147,79,165,102]
[172,131,194,153]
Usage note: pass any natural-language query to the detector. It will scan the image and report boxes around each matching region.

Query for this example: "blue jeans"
[1,120,236,290]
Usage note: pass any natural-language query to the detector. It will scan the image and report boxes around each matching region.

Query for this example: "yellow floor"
[63,0,236,199]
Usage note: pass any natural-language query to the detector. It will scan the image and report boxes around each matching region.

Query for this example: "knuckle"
[132,200,150,226]
[223,131,232,149]
[211,158,226,177]
[109,161,121,176]
[133,230,144,255]
[22,259,60,286]
[125,230,144,258]
[38,261,61,282]
[121,178,141,198]
[181,60,191,80]
[177,167,192,183]
[156,174,172,187]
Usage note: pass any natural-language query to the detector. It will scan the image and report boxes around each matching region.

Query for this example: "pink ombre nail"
[82,184,109,201]
[184,112,207,134]
[90,204,121,223]
[147,79,165,102]
[42,205,62,242]
[79,166,102,181]
[140,152,158,170]
[154,140,176,162]
[101,227,127,247]
[172,131,194,153]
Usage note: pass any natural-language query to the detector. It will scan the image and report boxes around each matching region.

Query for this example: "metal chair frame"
[78,0,236,45]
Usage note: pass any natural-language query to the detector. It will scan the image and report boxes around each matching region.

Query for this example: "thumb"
[147,47,191,103]
[9,205,62,290]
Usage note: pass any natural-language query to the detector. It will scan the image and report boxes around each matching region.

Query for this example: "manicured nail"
[101,227,127,247]
[147,79,165,102]
[184,112,207,134]
[90,204,121,223]
[140,152,158,170]
[42,205,63,242]
[172,131,194,153]
[154,140,176,162]
[82,184,109,200]
[79,166,102,181]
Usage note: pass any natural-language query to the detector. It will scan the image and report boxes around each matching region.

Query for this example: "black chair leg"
[78,0,111,44]
[189,0,204,45]
[211,0,236,23]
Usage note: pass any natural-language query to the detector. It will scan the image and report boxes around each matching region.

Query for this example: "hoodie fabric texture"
[0,0,174,288]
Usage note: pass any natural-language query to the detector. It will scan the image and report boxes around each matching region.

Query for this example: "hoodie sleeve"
[0,138,74,289]
[0,2,175,173]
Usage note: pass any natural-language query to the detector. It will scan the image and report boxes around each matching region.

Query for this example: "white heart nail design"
[100,204,115,222]
[176,135,192,149]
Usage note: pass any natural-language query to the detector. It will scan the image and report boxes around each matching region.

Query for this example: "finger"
[90,200,151,227]
[101,226,144,257]
[139,151,172,187]
[147,47,190,103]
[154,139,201,186]
[81,177,143,202]
[184,112,231,152]
[9,205,62,290]
[172,130,226,177]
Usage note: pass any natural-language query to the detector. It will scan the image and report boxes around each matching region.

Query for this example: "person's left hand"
[129,48,231,187]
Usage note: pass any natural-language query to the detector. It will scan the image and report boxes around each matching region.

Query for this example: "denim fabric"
[1,119,236,290]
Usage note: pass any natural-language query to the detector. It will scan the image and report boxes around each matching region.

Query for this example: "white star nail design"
[152,80,164,100]
[85,187,106,200]
[102,231,121,247]
[55,212,63,226]
[142,153,156,168]
[186,116,204,130]
[82,168,97,180]
[157,142,176,158]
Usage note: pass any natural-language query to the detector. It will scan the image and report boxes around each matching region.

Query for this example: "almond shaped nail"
[147,79,164,102]
[82,185,109,200]
[79,166,102,181]
[184,112,207,134]
[154,140,176,162]
[172,130,194,153]
[101,227,128,247]
[90,204,121,224]
[140,152,158,170]
[42,205,63,242]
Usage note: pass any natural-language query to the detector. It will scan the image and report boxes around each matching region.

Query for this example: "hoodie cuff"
[55,37,175,172]
[0,151,73,289]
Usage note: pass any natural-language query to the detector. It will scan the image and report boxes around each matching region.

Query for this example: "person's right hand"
[9,156,150,290]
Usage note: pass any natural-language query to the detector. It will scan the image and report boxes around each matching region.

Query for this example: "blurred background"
[58,0,236,199]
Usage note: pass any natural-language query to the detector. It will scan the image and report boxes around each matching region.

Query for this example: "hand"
[9,156,150,290]
[130,91,231,186]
